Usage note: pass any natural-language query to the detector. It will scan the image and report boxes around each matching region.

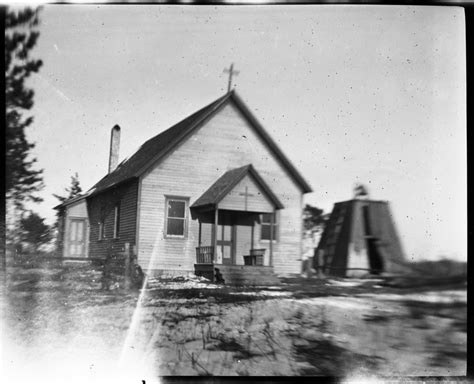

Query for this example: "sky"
[19,4,466,262]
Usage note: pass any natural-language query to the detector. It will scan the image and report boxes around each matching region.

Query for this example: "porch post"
[251,218,255,250]
[212,205,219,262]
[269,209,275,267]
[198,220,202,248]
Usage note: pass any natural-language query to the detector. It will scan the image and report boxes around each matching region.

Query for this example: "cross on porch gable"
[239,186,254,211]
[223,63,240,93]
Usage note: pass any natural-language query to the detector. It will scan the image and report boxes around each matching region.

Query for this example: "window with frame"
[113,204,120,238]
[165,197,188,238]
[260,212,278,241]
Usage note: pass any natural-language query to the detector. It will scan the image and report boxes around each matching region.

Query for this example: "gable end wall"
[138,103,305,275]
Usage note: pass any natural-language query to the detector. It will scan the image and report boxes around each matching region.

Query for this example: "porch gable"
[220,175,273,213]
[191,164,283,213]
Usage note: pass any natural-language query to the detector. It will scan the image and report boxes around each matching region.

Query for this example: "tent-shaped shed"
[314,198,408,277]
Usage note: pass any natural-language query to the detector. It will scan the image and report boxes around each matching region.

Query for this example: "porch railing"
[244,248,266,266]
[196,246,214,264]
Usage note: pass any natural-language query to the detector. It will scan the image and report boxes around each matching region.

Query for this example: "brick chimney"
[108,125,121,174]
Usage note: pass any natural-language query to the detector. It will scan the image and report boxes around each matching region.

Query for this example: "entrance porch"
[189,164,284,285]
[192,210,279,284]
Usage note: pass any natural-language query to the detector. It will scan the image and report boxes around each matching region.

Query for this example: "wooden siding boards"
[138,103,304,275]
[68,199,88,217]
[87,179,138,260]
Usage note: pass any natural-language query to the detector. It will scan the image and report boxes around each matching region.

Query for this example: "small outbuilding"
[54,193,90,258]
[314,188,408,277]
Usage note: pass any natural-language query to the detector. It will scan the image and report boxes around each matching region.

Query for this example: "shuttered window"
[165,197,189,238]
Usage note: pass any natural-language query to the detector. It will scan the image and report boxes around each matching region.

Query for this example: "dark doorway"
[366,238,384,274]
[362,205,384,275]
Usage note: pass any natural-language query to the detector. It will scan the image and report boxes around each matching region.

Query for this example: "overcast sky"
[22,4,465,262]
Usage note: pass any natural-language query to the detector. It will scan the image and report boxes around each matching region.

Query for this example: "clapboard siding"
[88,179,138,259]
[138,103,304,275]
[68,200,88,217]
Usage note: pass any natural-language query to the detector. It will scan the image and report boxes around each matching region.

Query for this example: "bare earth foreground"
[0,257,466,383]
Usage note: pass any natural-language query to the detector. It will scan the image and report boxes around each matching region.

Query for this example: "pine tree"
[303,204,325,232]
[5,6,44,209]
[53,173,83,204]
[19,211,51,254]
[5,6,44,260]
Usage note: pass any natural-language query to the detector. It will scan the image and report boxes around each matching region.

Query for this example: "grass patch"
[362,314,390,323]
[294,337,384,376]
[403,300,466,321]
[429,349,466,368]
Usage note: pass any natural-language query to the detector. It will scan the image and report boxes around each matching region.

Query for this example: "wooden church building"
[55,91,312,282]
[314,186,408,277]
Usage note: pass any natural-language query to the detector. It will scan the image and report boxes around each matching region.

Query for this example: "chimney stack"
[108,125,121,174]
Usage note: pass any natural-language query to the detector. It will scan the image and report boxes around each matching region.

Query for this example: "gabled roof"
[89,90,312,196]
[53,193,89,210]
[191,164,284,210]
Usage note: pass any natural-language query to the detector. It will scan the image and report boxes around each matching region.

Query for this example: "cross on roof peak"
[223,63,240,93]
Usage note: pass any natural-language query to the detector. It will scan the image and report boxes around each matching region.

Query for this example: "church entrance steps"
[194,264,280,286]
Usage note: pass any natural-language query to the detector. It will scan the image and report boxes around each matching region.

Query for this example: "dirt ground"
[0,256,467,383]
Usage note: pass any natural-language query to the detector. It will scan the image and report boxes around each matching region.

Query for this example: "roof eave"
[134,93,233,180]
[190,202,217,211]
[88,177,138,197]
[191,164,284,211]
[53,193,88,210]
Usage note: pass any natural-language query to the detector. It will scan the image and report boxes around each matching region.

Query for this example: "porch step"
[194,264,281,286]
[223,276,281,286]
[217,265,280,286]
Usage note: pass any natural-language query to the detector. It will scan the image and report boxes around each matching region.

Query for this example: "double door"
[69,218,87,257]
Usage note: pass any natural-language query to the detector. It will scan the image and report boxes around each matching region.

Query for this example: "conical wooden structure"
[314,191,408,277]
